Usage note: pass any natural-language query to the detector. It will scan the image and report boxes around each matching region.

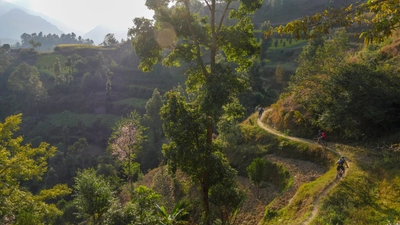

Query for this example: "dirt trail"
[257,112,349,225]
[257,116,340,156]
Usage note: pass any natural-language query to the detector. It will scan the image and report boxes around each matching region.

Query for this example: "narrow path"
[257,116,340,156]
[257,111,350,225]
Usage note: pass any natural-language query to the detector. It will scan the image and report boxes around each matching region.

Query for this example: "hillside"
[0,42,183,158]
[132,109,400,224]
[1,0,400,224]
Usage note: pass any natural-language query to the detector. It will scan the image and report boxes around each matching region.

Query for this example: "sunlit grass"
[269,38,307,49]
[262,167,338,225]
[35,54,67,73]
[55,44,117,51]
[57,44,101,49]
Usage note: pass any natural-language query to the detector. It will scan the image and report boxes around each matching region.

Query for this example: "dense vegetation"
[1,0,400,224]
[17,32,95,52]
[267,29,400,140]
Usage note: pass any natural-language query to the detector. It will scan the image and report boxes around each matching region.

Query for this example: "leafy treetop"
[277,0,400,43]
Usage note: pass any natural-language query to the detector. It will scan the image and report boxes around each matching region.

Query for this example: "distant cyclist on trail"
[318,130,326,141]
[258,107,264,119]
[337,156,349,174]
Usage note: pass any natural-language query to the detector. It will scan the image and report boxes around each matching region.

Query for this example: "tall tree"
[274,64,285,89]
[108,111,145,188]
[260,20,273,60]
[129,0,262,223]
[105,68,114,99]
[141,88,164,171]
[7,62,47,103]
[64,56,74,83]
[29,39,42,51]
[73,168,117,224]
[54,57,66,85]
[0,114,71,224]
[102,33,119,46]
[130,185,161,224]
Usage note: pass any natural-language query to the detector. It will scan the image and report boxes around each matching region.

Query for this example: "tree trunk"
[201,178,210,225]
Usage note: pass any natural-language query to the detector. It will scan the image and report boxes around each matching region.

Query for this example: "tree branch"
[183,0,209,77]
[204,0,212,11]
[217,2,231,33]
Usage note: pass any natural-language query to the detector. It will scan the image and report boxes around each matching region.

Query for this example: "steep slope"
[257,110,352,225]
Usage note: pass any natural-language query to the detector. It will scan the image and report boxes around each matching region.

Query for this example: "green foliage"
[73,168,117,224]
[130,185,161,224]
[115,97,148,108]
[317,170,400,224]
[46,110,118,127]
[217,98,246,145]
[141,88,164,171]
[63,138,94,177]
[7,62,47,102]
[161,90,234,186]
[318,63,400,138]
[155,201,189,225]
[273,30,400,139]
[161,90,241,223]
[53,57,67,85]
[279,0,400,43]
[20,33,94,52]
[102,33,119,47]
[246,158,268,192]
[35,54,67,73]
[0,52,12,74]
[0,114,71,224]
[269,38,305,49]
[209,173,245,224]
[134,2,264,221]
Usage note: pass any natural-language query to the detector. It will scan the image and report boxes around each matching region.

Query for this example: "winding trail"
[257,111,350,225]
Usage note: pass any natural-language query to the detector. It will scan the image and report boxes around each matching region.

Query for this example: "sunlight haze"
[4,0,154,33]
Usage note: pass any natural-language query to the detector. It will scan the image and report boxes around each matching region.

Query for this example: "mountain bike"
[313,135,328,147]
[258,108,264,120]
[336,168,345,179]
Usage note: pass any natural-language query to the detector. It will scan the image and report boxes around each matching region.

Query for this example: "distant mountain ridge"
[0,8,63,42]
[0,0,16,16]
[83,25,129,45]
[0,0,127,46]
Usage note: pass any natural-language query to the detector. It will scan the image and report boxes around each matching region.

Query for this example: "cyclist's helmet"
[341,156,345,159]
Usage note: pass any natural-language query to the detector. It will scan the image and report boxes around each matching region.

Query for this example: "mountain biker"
[258,107,264,119]
[318,130,326,142]
[337,156,349,174]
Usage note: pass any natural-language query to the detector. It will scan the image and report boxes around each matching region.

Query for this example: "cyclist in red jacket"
[319,130,326,141]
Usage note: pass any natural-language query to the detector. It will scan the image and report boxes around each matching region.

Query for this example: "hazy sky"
[4,0,154,32]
